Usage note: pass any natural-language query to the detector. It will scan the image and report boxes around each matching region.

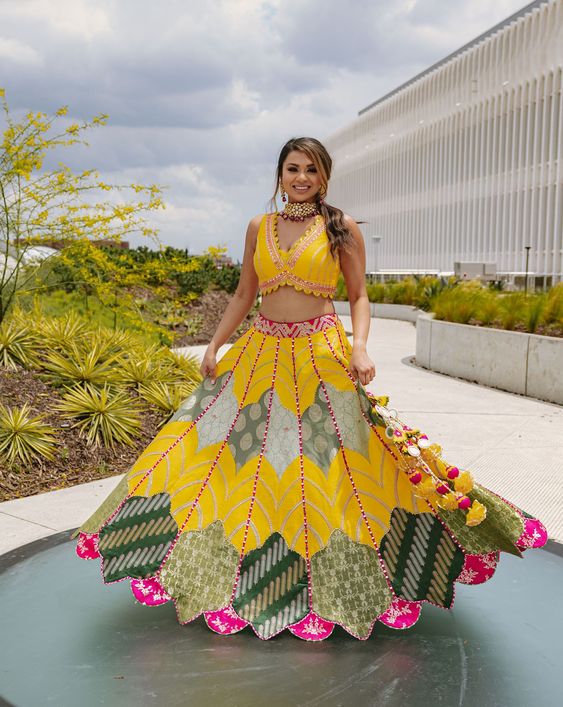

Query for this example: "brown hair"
[267,136,355,260]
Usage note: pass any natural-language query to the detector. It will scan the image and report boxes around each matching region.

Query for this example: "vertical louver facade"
[325,0,563,286]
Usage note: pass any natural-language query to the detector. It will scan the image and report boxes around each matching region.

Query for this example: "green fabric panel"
[169,370,231,422]
[159,520,239,623]
[355,381,387,429]
[310,529,392,638]
[99,493,178,582]
[300,384,341,475]
[380,509,465,608]
[232,532,309,639]
[435,483,524,557]
[71,474,130,538]
[226,386,272,472]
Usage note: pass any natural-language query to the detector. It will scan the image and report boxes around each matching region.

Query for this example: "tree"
[0,87,166,323]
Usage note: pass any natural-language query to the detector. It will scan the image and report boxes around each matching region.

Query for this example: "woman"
[73,136,547,641]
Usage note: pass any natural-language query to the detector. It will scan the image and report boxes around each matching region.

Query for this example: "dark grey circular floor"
[1,532,562,707]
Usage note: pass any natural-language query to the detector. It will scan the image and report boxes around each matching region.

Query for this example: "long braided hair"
[267,137,355,260]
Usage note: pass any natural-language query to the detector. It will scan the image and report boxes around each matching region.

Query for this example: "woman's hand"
[200,345,217,383]
[349,346,376,385]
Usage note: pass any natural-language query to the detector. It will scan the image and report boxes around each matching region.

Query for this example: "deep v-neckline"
[272,212,321,255]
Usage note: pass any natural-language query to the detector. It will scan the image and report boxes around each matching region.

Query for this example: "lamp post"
[524,245,531,294]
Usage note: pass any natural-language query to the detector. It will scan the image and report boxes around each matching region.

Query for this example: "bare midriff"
[258,285,336,323]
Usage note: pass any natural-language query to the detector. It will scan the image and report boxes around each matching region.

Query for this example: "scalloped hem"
[259,283,336,298]
[74,512,547,641]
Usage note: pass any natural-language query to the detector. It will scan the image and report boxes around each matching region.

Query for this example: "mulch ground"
[170,289,258,346]
[0,290,258,502]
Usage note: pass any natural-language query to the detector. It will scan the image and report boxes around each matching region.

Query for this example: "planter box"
[416,312,563,405]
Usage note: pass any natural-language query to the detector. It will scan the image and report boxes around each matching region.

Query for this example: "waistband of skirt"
[252,311,340,337]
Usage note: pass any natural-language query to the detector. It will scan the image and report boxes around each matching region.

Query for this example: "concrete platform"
[0,531,561,707]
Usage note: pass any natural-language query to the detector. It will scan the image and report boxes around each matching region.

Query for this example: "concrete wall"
[416,312,563,405]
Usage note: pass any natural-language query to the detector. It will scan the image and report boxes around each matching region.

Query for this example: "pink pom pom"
[446,466,460,479]
[458,496,471,509]
[409,471,422,484]
[436,482,450,495]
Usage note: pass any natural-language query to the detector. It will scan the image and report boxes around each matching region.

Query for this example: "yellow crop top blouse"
[253,212,341,298]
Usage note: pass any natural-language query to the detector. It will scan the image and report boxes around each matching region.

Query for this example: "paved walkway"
[1,314,561,555]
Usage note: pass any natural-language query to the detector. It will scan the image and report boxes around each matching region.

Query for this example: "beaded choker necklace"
[280,200,320,221]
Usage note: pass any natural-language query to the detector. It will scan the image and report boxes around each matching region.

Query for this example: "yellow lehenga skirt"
[72,311,548,641]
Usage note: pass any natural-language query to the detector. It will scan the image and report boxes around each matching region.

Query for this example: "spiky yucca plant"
[164,348,202,381]
[42,340,124,388]
[33,310,90,352]
[0,403,58,464]
[0,319,40,369]
[53,383,143,448]
[138,380,197,426]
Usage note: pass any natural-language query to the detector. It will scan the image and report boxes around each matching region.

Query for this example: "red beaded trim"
[291,335,314,610]
[252,311,339,338]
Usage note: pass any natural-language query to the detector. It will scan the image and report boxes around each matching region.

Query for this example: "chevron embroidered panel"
[379,508,465,608]
[98,492,178,583]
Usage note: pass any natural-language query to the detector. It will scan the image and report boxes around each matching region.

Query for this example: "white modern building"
[325,0,563,288]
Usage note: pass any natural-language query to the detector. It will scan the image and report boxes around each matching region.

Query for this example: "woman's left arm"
[338,215,376,385]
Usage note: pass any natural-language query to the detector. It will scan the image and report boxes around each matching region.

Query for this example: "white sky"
[0,0,532,260]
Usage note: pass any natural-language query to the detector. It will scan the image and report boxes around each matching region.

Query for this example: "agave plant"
[33,310,90,353]
[53,383,143,449]
[116,354,174,388]
[41,340,124,388]
[138,380,197,426]
[0,319,40,369]
[88,326,141,361]
[0,403,58,464]
[163,348,202,381]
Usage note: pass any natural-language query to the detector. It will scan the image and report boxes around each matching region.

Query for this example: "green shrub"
[212,264,241,293]
[497,293,527,330]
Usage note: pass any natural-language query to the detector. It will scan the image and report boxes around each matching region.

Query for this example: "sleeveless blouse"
[253,212,340,298]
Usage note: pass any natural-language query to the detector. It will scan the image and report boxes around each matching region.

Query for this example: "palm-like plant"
[53,383,143,448]
[138,380,197,426]
[34,310,90,352]
[0,403,58,464]
[163,348,202,381]
[41,340,124,388]
[0,319,40,369]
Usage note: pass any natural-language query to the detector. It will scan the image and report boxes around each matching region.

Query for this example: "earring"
[280,182,287,202]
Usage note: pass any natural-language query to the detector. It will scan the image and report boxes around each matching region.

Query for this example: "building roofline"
[358,0,550,116]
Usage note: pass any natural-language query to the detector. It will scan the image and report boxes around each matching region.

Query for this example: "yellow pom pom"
[414,476,437,499]
[427,443,442,456]
[436,492,459,511]
[454,470,474,494]
[465,499,487,526]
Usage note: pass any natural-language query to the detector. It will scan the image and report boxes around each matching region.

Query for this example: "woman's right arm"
[199,214,262,381]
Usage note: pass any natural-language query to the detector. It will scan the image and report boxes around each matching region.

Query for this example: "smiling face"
[280,150,323,203]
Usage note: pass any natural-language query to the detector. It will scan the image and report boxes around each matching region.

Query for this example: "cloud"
[0,0,110,40]
[0,0,529,258]
[0,36,42,65]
